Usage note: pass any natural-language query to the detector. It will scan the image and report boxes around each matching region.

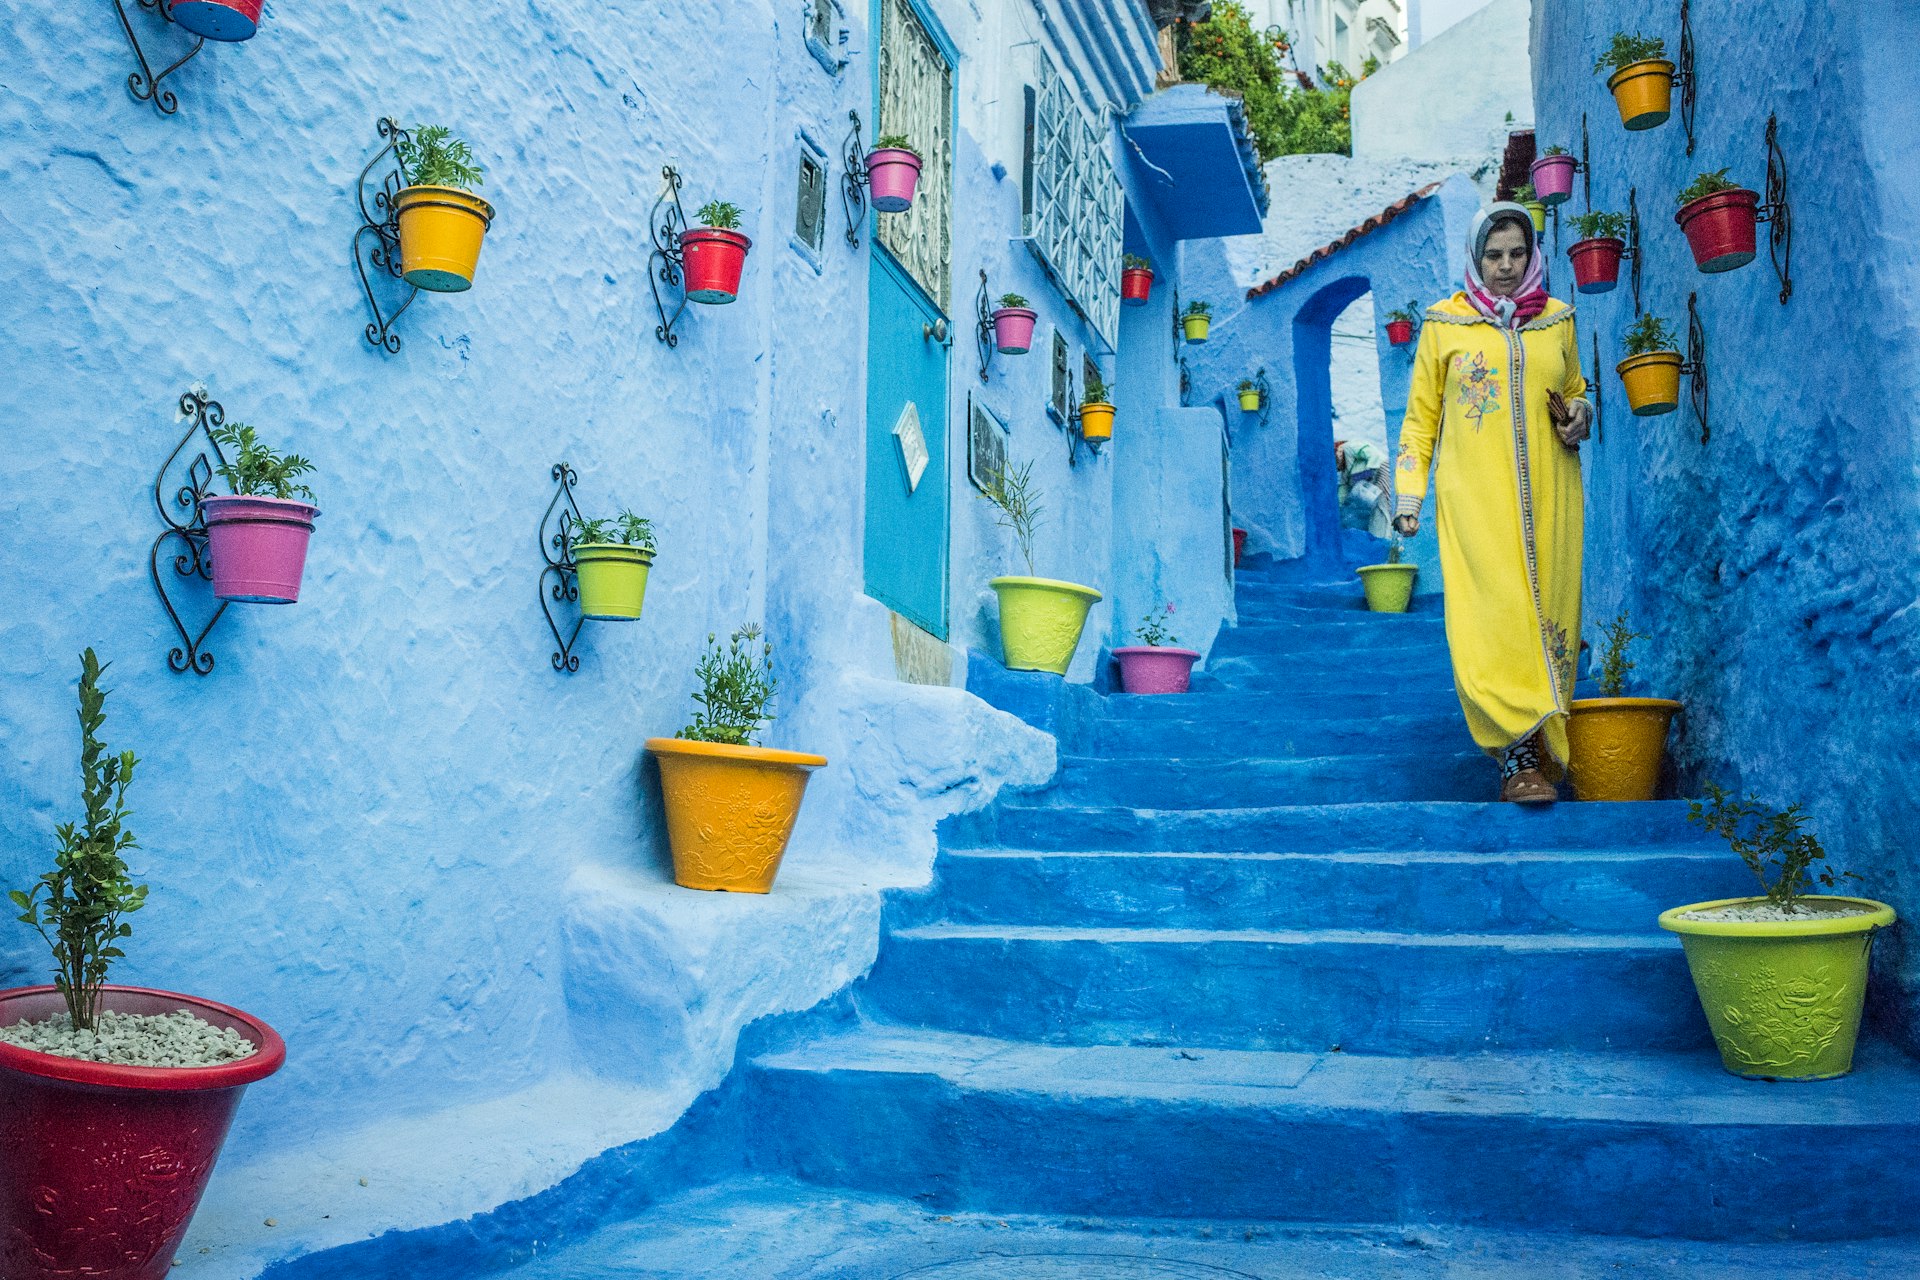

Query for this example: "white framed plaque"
[893,401,930,493]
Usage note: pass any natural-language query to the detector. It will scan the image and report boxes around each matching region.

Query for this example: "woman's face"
[1479,222,1530,297]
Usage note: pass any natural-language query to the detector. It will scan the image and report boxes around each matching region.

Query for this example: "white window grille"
[1022,56,1122,349]
[877,0,953,306]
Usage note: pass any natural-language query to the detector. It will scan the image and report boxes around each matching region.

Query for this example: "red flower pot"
[165,0,262,41]
[1675,188,1759,274]
[1121,267,1154,307]
[1386,319,1414,346]
[680,227,753,304]
[1568,236,1626,294]
[1232,528,1247,566]
[0,985,285,1280]
[991,307,1038,354]
[1529,154,1578,207]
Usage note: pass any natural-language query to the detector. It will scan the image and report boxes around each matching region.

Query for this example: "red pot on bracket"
[1675,188,1759,274]
[0,985,285,1280]
[680,227,753,303]
[1121,267,1154,306]
[1386,319,1414,346]
[1232,528,1247,565]
[1529,154,1578,206]
[1568,236,1626,294]
[991,307,1038,354]
[165,0,262,40]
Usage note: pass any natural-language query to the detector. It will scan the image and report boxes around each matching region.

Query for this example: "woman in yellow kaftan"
[1393,205,1592,803]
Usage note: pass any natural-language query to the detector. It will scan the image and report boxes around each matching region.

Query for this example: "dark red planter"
[0,986,285,1280]
[1568,236,1626,294]
[1675,188,1759,274]
[166,0,263,41]
[1121,267,1154,307]
[680,228,752,303]
[1232,528,1247,565]
[1386,319,1414,346]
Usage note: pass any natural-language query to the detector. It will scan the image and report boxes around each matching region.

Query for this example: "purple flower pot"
[992,307,1038,354]
[201,494,319,604]
[1530,154,1578,206]
[1113,646,1200,695]
[864,149,923,213]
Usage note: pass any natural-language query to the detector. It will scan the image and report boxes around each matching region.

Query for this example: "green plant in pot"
[202,422,320,604]
[1357,530,1417,613]
[1181,298,1212,343]
[980,459,1102,676]
[1384,301,1419,345]
[1595,31,1675,131]
[1618,312,1683,416]
[1564,612,1682,801]
[569,510,657,621]
[394,124,496,293]
[1237,377,1262,412]
[1513,182,1547,232]
[1660,787,1895,1080]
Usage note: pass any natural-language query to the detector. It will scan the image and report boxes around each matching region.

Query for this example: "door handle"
[923,318,950,346]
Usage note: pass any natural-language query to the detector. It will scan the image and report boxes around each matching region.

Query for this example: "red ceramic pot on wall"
[1386,319,1414,346]
[1121,267,1153,306]
[1675,188,1759,274]
[166,0,262,41]
[1232,528,1247,566]
[680,228,753,303]
[1568,237,1626,294]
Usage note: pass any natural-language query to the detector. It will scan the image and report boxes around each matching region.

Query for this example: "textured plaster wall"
[1533,5,1920,1045]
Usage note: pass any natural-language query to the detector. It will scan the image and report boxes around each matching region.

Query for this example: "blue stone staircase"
[739,559,1920,1243]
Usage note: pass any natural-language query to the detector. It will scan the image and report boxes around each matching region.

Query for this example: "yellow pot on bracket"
[1607,58,1676,131]
[1238,389,1261,412]
[991,576,1102,675]
[1079,402,1115,442]
[646,738,827,893]
[395,184,496,292]
[1566,697,1681,801]
[1617,351,1683,416]
[1182,314,1211,343]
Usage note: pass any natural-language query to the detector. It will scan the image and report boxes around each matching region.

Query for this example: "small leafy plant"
[1385,534,1404,565]
[1571,210,1630,240]
[695,200,743,230]
[1688,785,1857,914]
[1238,378,1257,392]
[11,651,148,1032]
[1184,299,1212,318]
[1513,182,1539,204]
[874,133,919,155]
[571,510,656,551]
[210,423,316,502]
[1385,301,1420,324]
[1677,168,1742,206]
[1624,313,1678,356]
[1594,32,1667,76]
[1593,610,1646,697]
[1135,604,1178,648]
[1542,144,1570,157]
[997,293,1029,310]
[1083,370,1111,404]
[1123,253,1153,271]
[678,626,777,746]
[399,125,485,190]
[980,458,1044,576]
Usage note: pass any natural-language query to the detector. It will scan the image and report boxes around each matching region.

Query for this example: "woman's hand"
[1394,514,1419,538]
[1547,391,1591,449]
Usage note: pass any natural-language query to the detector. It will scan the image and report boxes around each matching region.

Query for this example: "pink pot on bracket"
[1113,646,1201,695]
[1530,153,1578,206]
[991,307,1038,354]
[201,494,319,604]
[864,149,923,213]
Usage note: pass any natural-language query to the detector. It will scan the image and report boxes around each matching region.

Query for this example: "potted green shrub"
[1181,299,1212,343]
[1675,168,1761,273]
[568,510,657,621]
[1384,302,1419,346]
[1236,378,1262,412]
[1565,612,1682,801]
[394,125,496,292]
[1513,183,1547,233]
[1617,313,1682,416]
[864,133,923,212]
[991,292,1038,354]
[681,199,752,303]
[1356,534,1417,613]
[1079,371,1115,442]
[1595,32,1675,131]
[202,422,319,604]
[1121,253,1154,306]
[0,651,285,1280]
[1567,210,1629,293]
[980,459,1101,676]
[1530,144,1577,205]
[1661,787,1896,1080]
[645,627,826,894]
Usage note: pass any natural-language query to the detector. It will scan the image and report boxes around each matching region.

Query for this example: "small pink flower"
[1165,603,1176,614]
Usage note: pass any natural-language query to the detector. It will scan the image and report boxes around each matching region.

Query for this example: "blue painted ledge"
[1122,83,1269,239]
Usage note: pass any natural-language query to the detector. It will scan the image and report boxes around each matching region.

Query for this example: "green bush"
[1176,2,1375,160]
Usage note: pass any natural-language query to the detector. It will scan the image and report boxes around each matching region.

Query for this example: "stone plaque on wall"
[968,395,1008,492]
[893,401,929,492]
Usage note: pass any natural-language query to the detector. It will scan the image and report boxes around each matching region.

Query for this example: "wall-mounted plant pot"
[0,984,285,1280]
[166,0,262,40]
[1114,645,1200,695]
[1607,58,1676,131]
[991,306,1038,354]
[1616,351,1682,416]
[200,494,318,604]
[1237,388,1261,412]
[991,576,1101,675]
[1568,236,1625,294]
[1676,188,1760,273]
[1386,319,1414,346]
[1522,200,1548,234]
[1529,154,1578,206]
[864,149,923,212]
[1232,527,1247,566]
[1079,401,1115,442]
[680,227,753,303]
[1356,563,1417,613]
[1565,697,1682,801]
[572,543,654,620]
[1121,267,1154,306]
[395,185,496,293]
[646,738,826,893]
[1659,897,1897,1080]
[1181,314,1211,343]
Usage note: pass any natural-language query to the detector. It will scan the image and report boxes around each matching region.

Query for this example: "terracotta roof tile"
[1246,182,1443,299]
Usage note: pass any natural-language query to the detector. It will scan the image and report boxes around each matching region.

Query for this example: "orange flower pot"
[395,185,496,293]
[1616,351,1683,417]
[646,739,826,893]
[1079,401,1115,442]
[1607,59,1676,131]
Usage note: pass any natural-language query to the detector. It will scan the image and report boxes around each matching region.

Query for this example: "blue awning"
[1122,84,1270,239]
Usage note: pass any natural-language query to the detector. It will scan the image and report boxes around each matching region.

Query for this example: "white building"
[1238,0,1409,72]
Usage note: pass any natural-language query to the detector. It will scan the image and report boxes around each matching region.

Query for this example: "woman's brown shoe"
[1500,768,1558,804]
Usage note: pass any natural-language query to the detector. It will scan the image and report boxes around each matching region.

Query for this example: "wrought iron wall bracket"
[1254,367,1272,426]
[539,463,588,673]
[1684,292,1709,445]
[353,118,419,354]
[974,270,996,383]
[150,389,234,675]
[1591,331,1604,443]
[114,0,205,117]
[648,166,691,347]
[1064,371,1104,469]
[1677,0,1698,157]
[841,110,869,248]
[1580,113,1592,208]
[1758,113,1793,304]
[1179,356,1192,408]
[1628,187,1644,316]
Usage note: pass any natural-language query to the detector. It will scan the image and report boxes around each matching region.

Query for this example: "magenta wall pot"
[991,307,1038,354]
[1529,154,1578,206]
[1114,646,1201,695]
[1675,188,1760,273]
[864,149,923,213]
[1568,236,1625,293]
[0,985,285,1280]
[166,0,262,41]
[200,493,318,604]
[1121,267,1154,306]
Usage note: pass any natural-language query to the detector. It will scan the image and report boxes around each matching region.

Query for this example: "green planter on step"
[1357,563,1418,613]
[991,576,1101,674]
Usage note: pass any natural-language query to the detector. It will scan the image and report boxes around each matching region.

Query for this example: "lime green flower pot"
[1356,563,1417,613]
[573,543,654,620]
[1659,896,1897,1080]
[990,576,1102,675]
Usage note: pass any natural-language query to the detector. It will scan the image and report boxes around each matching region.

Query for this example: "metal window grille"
[1023,56,1122,349]
[877,0,952,306]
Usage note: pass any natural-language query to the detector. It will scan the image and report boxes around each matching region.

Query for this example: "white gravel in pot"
[1680,902,1878,924]
[0,1008,257,1067]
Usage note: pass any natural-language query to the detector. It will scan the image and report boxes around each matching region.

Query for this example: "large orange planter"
[1566,697,1682,801]
[1607,59,1675,131]
[1617,351,1682,416]
[646,739,826,893]
[395,185,496,293]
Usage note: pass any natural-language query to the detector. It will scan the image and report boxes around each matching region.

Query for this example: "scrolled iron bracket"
[974,270,996,383]
[648,166,692,347]
[1676,0,1698,157]
[1684,292,1709,445]
[539,463,587,673]
[1628,187,1644,317]
[1179,356,1193,408]
[353,117,419,354]
[1758,112,1793,305]
[149,388,234,675]
[1250,366,1272,427]
[1065,369,1104,468]
[1580,113,1592,209]
[114,0,205,117]
[1591,331,1604,443]
[841,110,870,248]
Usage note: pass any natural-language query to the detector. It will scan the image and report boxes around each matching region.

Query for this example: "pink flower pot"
[991,307,1038,354]
[200,494,318,604]
[1114,646,1201,695]
[864,149,923,213]
[1676,188,1760,274]
[1530,154,1578,206]
[1568,236,1625,293]
[166,0,262,41]
[1121,267,1154,306]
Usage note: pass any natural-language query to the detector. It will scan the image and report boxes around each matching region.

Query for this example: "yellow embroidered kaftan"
[1394,293,1587,768]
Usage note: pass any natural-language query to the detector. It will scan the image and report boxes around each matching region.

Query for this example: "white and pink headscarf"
[1464,203,1549,328]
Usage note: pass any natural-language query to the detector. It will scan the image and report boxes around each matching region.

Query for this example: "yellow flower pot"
[1079,402,1115,442]
[1607,58,1676,131]
[1523,200,1547,233]
[646,738,828,893]
[1565,697,1681,801]
[990,576,1102,675]
[1356,563,1418,613]
[1616,351,1682,417]
[1237,389,1261,412]
[572,544,654,620]
[1660,897,1897,1080]
[395,184,496,293]
[1182,314,1211,343]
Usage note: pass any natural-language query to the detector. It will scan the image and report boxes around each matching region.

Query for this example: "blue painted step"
[1098,687,1463,720]
[1048,751,1491,805]
[1203,654,1456,690]
[1209,621,1446,660]
[1087,709,1471,757]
